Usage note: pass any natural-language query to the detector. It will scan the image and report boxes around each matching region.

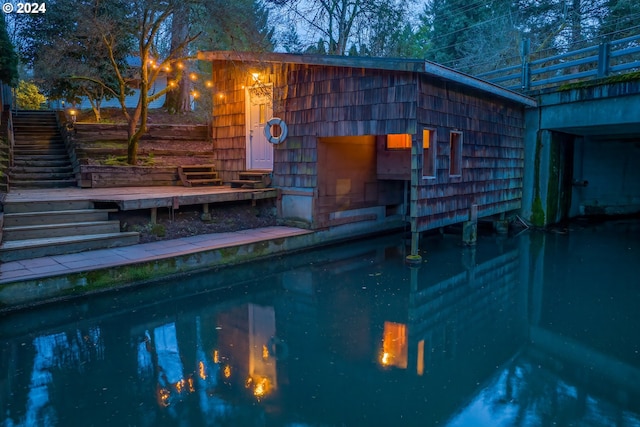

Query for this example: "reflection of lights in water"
[381,352,391,366]
[199,361,206,380]
[254,378,269,398]
[158,388,170,407]
[245,376,271,400]
[213,350,219,364]
[379,322,408,369]
[223,365,231,378]
[262,344,270,360]
[158,376,197,407]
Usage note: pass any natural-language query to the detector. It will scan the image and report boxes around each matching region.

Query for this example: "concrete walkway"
[0,226,311,284]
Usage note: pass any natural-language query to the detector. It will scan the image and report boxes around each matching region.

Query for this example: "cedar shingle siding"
[205,53,529,231]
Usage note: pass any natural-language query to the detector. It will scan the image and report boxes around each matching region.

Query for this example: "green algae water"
[1,219,639,427]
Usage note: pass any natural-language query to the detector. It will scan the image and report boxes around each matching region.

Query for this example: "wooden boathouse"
[198,51,536,248]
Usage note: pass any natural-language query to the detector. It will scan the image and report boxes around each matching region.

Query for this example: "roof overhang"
[198,51,537,108]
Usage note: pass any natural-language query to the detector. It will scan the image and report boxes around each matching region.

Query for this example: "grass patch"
[101,153,155,166]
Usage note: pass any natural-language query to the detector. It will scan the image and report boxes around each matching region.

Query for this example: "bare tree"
[78,0,199,164]
[268,0,391,55]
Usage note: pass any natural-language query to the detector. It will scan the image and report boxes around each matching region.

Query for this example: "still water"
[1,220,639,427]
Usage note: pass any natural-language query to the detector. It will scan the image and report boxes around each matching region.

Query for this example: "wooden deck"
[4,185,277,211]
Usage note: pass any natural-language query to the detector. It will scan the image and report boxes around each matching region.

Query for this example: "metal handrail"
[476,34,640,91]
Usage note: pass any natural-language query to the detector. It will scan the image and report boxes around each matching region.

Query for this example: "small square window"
[449,131,463,176]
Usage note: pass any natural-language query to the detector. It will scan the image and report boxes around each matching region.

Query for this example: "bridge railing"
[477,34,640,92]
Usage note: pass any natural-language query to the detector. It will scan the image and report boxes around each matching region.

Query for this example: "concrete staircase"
[10,110,76,189]
[0,200,139,262]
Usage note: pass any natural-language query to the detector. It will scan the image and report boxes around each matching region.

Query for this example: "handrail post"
[597,40,610,78]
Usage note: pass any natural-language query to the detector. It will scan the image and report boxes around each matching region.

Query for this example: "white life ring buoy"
[264,117,288,144]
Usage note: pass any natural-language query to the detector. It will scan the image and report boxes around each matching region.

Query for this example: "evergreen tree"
[420,0,519,71]
[0,15,19,86]
[600,0,640,40]
[196,0,274,52]
[357,1,421,58]
[281,24,304,53]
[18,0,131,120]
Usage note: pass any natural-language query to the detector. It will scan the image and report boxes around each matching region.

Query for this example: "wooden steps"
[229,171,272,189]
[0,199,139,262]
[178,164,223,187]
[9,110,76,189]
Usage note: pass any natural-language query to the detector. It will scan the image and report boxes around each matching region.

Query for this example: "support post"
[406,133,422,264]
[150,207,157,225]
[494,211,509,234]
[521,37,531,91]
[462,204,478,246]
[597,41,610,79]
[201,203,211,221]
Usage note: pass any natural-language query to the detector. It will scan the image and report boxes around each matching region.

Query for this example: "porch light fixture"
[69,109,77,123]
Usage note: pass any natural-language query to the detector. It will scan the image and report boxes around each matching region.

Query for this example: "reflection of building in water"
[3,225,638,427]
[0,327,105,426]
[131,301,279,417]
[215,303,278,401]
[247,304,278,399]
[275,235,528,425]
[380,321,408,369]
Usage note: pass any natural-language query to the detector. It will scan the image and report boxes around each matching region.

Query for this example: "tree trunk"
[90,99,101,122]
[127,118,139,165]
[166,72,190,113]
[127,101,143,165]
[163,2,191,113]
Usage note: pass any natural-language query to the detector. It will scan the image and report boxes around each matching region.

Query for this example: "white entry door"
[246,86,273,170]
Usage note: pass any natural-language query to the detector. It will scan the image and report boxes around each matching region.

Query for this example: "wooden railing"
[0,81,14,193]
[477,34,640,92]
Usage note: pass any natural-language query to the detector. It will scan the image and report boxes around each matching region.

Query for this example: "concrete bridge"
[522,79,640,226]
[480,35,640,226]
